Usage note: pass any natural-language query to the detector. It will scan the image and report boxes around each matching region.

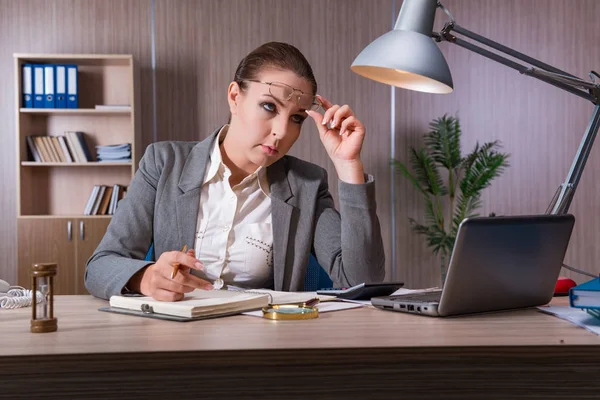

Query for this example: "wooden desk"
[1,296,600,399]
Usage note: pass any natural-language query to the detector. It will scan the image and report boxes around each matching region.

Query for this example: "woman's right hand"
[131,248,213,301]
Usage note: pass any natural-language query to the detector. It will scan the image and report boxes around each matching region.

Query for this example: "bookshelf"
[14,54,140,294]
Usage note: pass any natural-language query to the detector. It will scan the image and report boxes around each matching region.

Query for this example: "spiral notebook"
[100,288,337,322]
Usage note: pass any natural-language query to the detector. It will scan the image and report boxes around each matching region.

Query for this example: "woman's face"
[227,68,314,170]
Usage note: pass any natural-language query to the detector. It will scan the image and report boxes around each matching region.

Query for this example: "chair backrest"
[146,243,332,291]
[303,254,332,291]
[145,242,155,261]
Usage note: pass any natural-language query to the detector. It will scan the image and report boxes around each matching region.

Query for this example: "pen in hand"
[170,245,188,279]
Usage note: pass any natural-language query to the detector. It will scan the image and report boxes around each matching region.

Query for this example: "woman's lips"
[261,145,279,156]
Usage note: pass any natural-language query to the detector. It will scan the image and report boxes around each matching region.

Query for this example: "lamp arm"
[438,23,599,103]
[434,18,600,215]
[548,104,600,215]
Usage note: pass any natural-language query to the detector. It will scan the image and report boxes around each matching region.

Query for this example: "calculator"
[316,282,404,300]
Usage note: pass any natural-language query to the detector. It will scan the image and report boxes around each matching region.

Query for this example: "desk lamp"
[351,0,600,287]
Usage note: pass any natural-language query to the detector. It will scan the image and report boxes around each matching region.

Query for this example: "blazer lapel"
[176,129,220,249]
[267,159,295,291]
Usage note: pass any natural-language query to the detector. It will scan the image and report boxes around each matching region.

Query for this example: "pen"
[170,245,188,279]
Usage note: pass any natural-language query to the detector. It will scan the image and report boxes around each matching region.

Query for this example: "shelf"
[14,53,132,66]
[21,161,132,167]
[15,53,137,295]
[18,215,113,219]
[20,108,131,115]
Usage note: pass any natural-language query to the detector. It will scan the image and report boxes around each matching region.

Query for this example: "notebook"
[569,278,600,309]
[371,214,575,317]
[100,288,337,322]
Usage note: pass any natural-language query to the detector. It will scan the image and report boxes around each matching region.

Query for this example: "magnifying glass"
[261,304,318,320]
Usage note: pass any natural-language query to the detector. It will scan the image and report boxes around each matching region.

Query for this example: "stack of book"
[569,277,600,321]
[26,132,92,163]
[22,64,78,109]
[84,184,127,215]
[96,143,131,163]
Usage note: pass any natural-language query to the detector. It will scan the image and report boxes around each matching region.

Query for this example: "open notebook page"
[110,289,269,318]
[225,287,338,304]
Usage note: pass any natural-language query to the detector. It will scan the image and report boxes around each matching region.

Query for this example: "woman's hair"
[234,41,317,95]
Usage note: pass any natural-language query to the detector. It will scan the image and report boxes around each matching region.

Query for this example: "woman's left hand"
[306,95,365,163]
[306,95,366,183]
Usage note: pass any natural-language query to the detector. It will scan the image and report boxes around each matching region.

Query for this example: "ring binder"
[141,304,154,314]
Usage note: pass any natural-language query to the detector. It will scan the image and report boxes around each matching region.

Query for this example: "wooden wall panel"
[154,0,395,278]
[393,0,600,287]
[3,0,598,290]
[0,0,153,284]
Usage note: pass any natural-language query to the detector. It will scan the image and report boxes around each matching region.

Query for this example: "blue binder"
[66,64,78,108]
[44,65,55,108]
[22,64,33,108]
[32,64,45,108]
[55,65,67,108]
[569,278,600,309]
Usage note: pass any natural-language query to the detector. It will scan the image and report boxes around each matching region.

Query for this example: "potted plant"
[393,114,510,284]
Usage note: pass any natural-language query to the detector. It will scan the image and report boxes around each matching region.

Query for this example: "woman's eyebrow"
[262,94,285,107]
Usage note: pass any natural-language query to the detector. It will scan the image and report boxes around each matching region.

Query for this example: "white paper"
[227,288,337,304]
[537,305,600,336]
[242,301,363,318]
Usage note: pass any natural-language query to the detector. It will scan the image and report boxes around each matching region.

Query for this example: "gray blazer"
[85,128,385,300]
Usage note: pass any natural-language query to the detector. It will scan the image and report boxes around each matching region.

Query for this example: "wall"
[0,0,393,285]
[0,0,154,285]
[1,0,598,288]
[393,0,600,286]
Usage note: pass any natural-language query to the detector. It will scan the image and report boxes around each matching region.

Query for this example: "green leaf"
[410,148,448,196]
[425,114,462,170]
[451,193,482,235]
[392,159,427,196]
[460,141,509,197]
[394,115,510,263]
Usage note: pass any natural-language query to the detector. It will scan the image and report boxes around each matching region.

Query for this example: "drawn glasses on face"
[243,79,322,112]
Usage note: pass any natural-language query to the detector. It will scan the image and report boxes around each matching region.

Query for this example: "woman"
[85,42,385,301]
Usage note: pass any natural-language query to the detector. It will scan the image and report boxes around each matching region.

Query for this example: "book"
[103,288,337,321]
[106,289,270,321]
[586,308,600,321]
[84,185,100,215]
[98,186,113,215]
[91,185,106,215]
[25,136,41,162]
[569,278,600,309]
[65,132,84,162]
[57,136,74,162]
[96,143,131,162]
[95,104,131,111]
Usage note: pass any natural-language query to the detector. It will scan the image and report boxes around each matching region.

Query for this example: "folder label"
[22,64,33,108]
[56,65,66,108]
[67,65,78,108]
[44,65,55,108]
[67,67,77,94]
[33,65,44,108]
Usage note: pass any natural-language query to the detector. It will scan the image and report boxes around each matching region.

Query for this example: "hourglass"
[30,263,58,333]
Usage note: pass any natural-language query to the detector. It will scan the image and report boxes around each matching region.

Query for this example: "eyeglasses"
[243,79,322,111]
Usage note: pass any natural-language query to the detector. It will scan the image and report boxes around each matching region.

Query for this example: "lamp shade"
[351,0,453,94]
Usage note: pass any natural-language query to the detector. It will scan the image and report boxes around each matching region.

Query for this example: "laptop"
[371,214,575,317]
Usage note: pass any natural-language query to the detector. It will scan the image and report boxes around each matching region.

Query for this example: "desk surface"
[1,296,600,355]
[2,296,600,400]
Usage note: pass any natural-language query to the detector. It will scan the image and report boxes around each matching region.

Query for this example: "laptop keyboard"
[389,290,442,302]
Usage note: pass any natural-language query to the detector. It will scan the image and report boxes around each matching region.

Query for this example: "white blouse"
[193,126,274,288]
